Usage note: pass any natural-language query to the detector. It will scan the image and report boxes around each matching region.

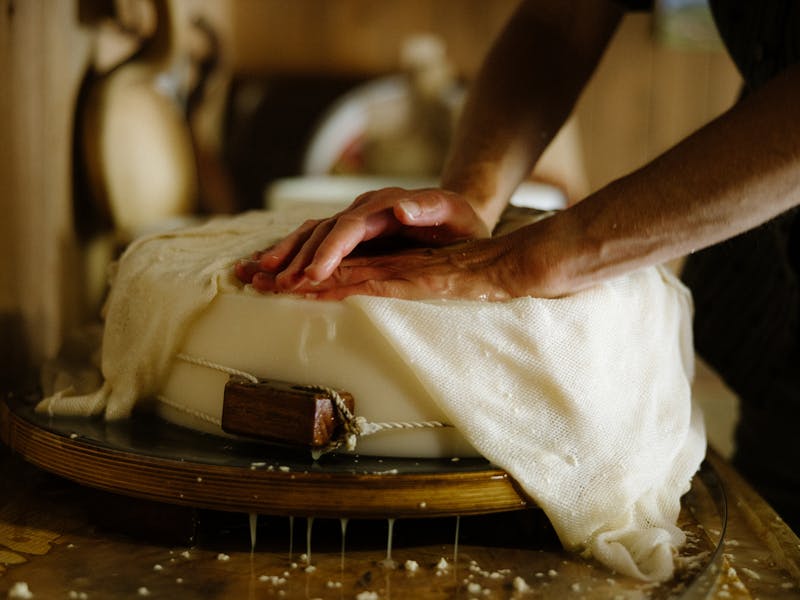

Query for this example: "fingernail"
[234,260,256,283]
[399,200,422,219]
[303,265,322,285]
[256,250,277,266]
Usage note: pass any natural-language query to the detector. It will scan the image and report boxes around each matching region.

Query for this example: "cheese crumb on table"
[7,582,34,600]
[512,576,531,592]
[467,582,482,594]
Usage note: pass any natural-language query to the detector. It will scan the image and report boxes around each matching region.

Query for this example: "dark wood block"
[221,376,354,448]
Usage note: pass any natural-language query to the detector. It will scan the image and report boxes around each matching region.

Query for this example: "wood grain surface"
[3,392,800,598]
[0,395,527,519]
[0,444,723,599]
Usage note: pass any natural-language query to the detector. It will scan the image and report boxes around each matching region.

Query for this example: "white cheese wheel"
[157,290,480,457]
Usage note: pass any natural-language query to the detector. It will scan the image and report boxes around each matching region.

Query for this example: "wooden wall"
[576,14,741,192]
[0,0,740,377]
[228,0,518,77]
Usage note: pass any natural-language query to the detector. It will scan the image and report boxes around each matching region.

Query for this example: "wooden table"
[1,430,798,599]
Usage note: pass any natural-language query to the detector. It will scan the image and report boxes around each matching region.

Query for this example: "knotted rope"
[174,353,452,454]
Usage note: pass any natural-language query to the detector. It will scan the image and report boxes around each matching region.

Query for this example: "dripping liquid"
[248,513,257,553]
[453,515,460,565]
[306,516,314,564]
[340,517,348,572]
[380,517,397,569]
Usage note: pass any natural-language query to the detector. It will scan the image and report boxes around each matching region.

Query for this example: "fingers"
[258,218,322,271]
[274,191,407,285]
[393,189,483,235]
[249,244,476,301]
[235,187,489,290]
[234,258,261,284]
[301,209,398,283]
[300,188,487,276]
[253,269,422,301]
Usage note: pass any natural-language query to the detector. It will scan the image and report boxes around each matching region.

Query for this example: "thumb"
[394,192,489,239]
[396,199,429,223]
[394,192,454,226]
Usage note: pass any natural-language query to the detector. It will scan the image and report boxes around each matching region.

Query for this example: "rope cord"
[299,384,451,452]
[157,394,222,427]
[175,353,452,453]
[176,353,259,383]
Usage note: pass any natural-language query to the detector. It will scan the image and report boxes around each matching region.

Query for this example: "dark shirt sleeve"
[709,1,800,91]
[613,0,653,10]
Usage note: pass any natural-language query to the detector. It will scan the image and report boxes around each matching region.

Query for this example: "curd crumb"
[513,576,531,592]
[8,583,34,600]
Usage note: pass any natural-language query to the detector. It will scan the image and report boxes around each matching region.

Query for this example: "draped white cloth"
[37,208,705,581]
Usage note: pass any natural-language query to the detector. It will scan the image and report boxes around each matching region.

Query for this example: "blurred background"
[0,0,740,393]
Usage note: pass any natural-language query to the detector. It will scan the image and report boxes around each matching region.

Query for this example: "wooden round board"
[0,392,528,518]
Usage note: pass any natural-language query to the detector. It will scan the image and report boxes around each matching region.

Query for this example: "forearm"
[523,62,800,296]
[441,0,623,230]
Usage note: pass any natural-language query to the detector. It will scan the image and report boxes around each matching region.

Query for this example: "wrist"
[511,207,599,298]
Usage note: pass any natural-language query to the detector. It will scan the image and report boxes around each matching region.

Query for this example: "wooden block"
[221,376,355,448]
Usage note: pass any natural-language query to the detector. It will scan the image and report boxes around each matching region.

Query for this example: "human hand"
[235,187,491,291]
[247,229,544,302]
